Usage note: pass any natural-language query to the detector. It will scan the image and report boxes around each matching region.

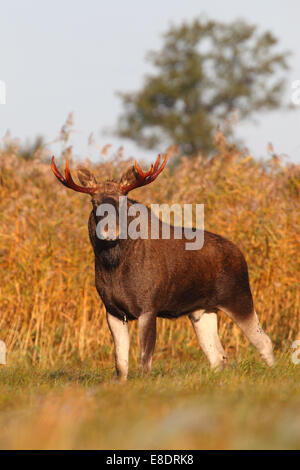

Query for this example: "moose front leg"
[138,312,156,374]
[106,312,130,381]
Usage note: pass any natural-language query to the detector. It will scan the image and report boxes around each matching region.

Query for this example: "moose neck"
[96,239,125,270]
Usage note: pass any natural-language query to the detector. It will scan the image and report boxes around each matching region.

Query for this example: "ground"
[0,351,299,450]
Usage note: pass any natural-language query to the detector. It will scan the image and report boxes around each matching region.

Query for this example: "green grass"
[0,351,299,449]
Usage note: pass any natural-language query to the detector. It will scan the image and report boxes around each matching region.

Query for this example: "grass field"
[0,128,299,449]
[0,351,300,449]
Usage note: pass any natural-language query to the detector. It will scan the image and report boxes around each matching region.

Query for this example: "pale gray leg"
[221,308,275,367]
[106,312,130,380]
[189,310,227,370]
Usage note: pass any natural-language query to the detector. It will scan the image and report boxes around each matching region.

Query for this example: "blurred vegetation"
[116,17,290,155]
[0,353,300,449]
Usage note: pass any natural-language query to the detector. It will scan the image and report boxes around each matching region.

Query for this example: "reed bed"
[0,130,299,367]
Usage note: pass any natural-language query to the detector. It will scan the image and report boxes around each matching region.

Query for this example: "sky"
[0,0,300,162]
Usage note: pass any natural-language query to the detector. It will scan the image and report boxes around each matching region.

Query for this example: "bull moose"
[51,154,274,380]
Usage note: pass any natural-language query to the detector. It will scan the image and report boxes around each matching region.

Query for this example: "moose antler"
[51,157,97,195]
[120,153,168,194]
[51,153,168,195]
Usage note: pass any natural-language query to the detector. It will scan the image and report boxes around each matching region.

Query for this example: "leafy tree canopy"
[115,17,290,156]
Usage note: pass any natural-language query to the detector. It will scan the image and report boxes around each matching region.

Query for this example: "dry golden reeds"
[0,131,299,366]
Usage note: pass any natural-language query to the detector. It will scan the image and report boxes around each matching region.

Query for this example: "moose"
[51,154,274,380]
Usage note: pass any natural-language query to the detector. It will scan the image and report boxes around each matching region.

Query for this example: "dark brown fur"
[88,196,253,323]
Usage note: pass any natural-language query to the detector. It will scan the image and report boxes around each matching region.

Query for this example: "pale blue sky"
[1,0,300,162]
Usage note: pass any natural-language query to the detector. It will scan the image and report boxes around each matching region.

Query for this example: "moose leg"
[138,313,156,374]
[189,310,227,370]
[221,308,275,367]
[106,312,130,381]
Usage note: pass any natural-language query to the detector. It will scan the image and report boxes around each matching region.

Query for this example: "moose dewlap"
[51,153,274,380]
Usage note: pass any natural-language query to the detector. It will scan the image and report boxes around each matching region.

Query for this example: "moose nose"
[97,227,118,241]
[95,214,119,241]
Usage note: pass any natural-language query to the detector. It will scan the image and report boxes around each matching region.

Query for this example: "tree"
[19,135,45,160]
[115,17,290,156]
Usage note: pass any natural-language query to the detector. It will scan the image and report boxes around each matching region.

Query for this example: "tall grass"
[0,129,299,367]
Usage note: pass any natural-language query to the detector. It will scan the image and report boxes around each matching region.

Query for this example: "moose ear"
[119,165,138,187]
[77,167,98,188]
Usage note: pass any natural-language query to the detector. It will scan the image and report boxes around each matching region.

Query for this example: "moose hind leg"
[138,312,156,374]
[189,311,227,370]
[222,307,275,367]
[106,312,130,381]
